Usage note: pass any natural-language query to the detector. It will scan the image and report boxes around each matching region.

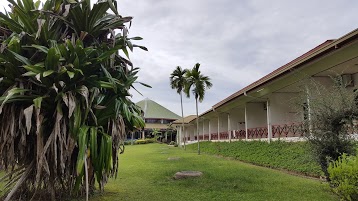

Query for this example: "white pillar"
[306,89,312,136]
[179,126,182,146]
[245,105,248,140]
[228,113,231,142]
[217,115,220,141]
[185,128,188,141]
[142,130,145,140]
[202,120,205,141]
[267,100,272,142]
[209,120,211,141]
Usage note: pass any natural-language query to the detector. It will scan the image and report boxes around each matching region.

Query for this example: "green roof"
[136,98,180,120]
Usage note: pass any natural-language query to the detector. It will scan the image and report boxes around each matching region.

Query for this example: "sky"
[1,0,358,117]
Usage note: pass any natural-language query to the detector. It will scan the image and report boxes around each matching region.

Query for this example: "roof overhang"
[193,28,358,121]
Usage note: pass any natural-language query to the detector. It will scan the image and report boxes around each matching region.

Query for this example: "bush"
[168,141,178,147]
[303,77,358,180]
[135,140,147,144]
[328,153,358,200]
[187,141,322,176]
[145,138,156,143]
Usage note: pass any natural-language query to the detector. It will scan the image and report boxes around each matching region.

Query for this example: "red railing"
[204,134,209,140]
[219,131,229,139]
[272,123,304,138]
[234,130,246,139]
[247,127,268,139]
[211,133,218,140]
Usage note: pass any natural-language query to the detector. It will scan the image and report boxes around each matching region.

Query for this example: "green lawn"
[90,143,337,201]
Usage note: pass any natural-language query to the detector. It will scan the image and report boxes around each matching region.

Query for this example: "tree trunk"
[180,91,186,150]
[196,98,200,155]
[131,131,134,145]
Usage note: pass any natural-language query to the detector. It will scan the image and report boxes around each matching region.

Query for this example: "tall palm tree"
[170,66,187,149]
[185,63,212,155]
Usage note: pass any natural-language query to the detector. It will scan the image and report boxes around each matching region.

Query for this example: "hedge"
[187,140,322,177]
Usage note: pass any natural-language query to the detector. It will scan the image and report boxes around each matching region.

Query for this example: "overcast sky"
[1,1,358,117]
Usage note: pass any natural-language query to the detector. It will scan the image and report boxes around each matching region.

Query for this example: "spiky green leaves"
[0,0,147,199]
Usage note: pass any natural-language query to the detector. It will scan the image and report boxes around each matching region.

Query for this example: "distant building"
[135,98,180,140]
[170,115,197,145]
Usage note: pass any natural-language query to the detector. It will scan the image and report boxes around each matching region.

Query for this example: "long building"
[178,28,358,143]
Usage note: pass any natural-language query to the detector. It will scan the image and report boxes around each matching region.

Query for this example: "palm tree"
[170,66,187,149]
[151,128,162,141]
[185,63,212,155]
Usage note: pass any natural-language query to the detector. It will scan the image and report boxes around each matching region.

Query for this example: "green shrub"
[328,153,358,201]
[145,138,156,143]
[187,141,322,176]
[136,140,147,144]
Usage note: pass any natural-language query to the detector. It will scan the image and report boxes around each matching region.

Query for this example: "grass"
[187,141,322,177]
[89,143,337,201]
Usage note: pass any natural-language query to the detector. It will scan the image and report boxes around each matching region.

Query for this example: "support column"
[185,128,188,141]
[267,100,272,142]
[142,130,145,140]
[306,88,312,135]
[228,113,231,142]
[131,131,134,145]
[245,105,248,140]
[202,120,205,141]
[208,120,211,141]
[178,126,182,146]
[217,115,220,141]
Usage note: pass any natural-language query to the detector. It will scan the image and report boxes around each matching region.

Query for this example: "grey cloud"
[123,0,358,116]
[1,0,357,116]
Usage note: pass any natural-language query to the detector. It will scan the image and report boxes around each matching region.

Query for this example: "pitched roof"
[144,123,170,130]
[212,40,334,110]
[136,98,180,120]
[171,115,197,125]
[196,28,358,120]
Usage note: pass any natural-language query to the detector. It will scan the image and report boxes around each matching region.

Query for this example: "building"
[179,28,358,143]
[135,98,180,140]
[170,115,197,144]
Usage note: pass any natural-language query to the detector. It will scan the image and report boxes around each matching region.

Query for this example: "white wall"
[269,93,302,125]
[246,102,267,128]
[186,125,195,140]
[202,120,209,135]
[229,108,245,130]
[209,117,218,134]
[218,113,228,132]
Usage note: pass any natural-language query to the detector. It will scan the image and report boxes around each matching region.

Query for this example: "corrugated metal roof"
[136,98,180,120]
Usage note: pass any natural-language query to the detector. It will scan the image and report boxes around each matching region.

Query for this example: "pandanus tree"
[185,63,212,155]
[0,0,146,200]
[170,66,187,149]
